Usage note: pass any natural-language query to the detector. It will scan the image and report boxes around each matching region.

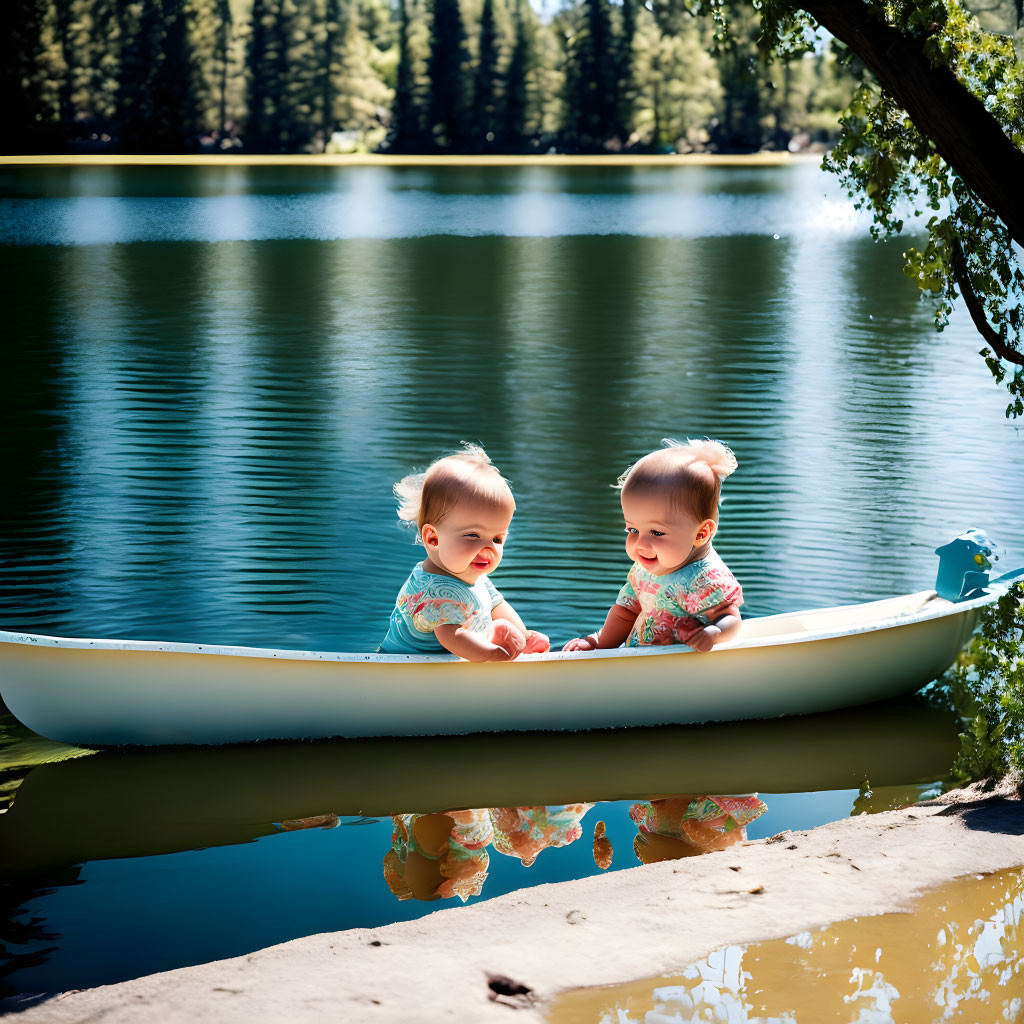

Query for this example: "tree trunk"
[796,0,1024,249]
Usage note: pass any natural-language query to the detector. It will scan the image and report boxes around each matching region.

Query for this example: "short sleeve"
[482,576,504,610]
[615,572,640,612]
[398,584,475,633]
[675,566,743,616]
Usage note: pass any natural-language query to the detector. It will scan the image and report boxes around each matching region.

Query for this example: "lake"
[1,160,1021,1001]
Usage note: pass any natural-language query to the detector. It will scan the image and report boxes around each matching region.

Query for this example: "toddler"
[564,438,742,652]
[378,444,549,660]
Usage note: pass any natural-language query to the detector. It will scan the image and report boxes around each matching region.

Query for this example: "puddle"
[547,867,1024,1023]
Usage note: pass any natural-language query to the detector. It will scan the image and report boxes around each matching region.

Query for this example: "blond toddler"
[379,444,549,661]
[564,438,742,652]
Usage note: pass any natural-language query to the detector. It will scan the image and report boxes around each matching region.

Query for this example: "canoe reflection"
[0,696,958,877]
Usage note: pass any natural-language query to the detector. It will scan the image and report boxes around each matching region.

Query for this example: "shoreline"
[0,152,818,169]
[11,778,1022,1023]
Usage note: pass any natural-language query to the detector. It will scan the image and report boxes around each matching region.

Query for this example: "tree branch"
[796,0,1024,250]
[951,239,1024,366]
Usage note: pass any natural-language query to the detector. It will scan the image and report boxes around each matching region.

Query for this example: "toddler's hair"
[616,438,737,522]
[394,443,515,540]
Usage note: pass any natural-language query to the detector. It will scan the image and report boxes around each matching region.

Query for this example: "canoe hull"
[0,593,980,745]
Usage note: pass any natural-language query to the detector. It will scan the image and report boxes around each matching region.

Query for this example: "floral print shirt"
[379,562,504,654]
[615,547,742,647]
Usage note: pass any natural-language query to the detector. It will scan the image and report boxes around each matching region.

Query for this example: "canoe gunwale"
[0,586,1001,665]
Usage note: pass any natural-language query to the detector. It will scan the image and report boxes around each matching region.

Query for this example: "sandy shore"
[14,779,1023,1023]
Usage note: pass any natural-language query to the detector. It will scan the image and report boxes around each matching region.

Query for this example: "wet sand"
[13,777,1023,1023]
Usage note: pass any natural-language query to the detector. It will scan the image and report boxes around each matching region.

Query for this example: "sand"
[13,778,1024,1023]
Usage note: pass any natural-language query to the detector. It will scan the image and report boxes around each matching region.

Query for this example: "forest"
[2,0,859,154]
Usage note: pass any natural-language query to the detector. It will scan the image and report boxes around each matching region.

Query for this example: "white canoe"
[0,584,1008,747]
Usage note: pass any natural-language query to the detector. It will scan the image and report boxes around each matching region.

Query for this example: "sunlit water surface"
[547,868,1024,1023]
[1,162,1021,1000]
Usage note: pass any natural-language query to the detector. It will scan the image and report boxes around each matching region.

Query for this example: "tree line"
[2,0,857,154]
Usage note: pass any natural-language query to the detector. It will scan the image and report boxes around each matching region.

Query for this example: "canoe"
[1,560,1019,746]
[0,697,958,875]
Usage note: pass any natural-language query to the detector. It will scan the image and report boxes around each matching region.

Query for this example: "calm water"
[1,162,1022,1000]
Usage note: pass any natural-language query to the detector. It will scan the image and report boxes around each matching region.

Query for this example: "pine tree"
[149,0,199,150]
[214,0,233,138]
[530,6,566,145]
[333,0,392,141]
[471,0,499,150]
[564,0,619,150]
[0,0,63,152]
[502,0,529,149]
[116,0,160,147]
[276,0,320,151]
[321,0,344,142]
[387,0,420,149]
[52,0,76,137]
[709,1,764,152]
[245,0,278,149]
[617,0,636,142]
[427,0,469,150]
[631,8,719,151]
[72,0,121,143]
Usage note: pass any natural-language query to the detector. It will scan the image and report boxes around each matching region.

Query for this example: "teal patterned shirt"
[379,562,504,654]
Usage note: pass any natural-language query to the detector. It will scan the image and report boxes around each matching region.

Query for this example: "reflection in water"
[1,164,873,246]
[380,797,767,904]
[548,868,1024,1024]
[592,821,613,871]
[3,165,1023,652]
[0,694,958,996]
[630,794,767,864]
[492,804,593,868]
[384,810,494,902]
[0,707,951,1000]
[383,805,593,903]
[278,814,340,831]
[0,697,958,878]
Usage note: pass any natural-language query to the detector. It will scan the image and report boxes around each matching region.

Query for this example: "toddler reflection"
[593,820,614,870]
[490,803,593,867]
[630,795,767,863]
[383,809,493,902]
[382,804,592,902]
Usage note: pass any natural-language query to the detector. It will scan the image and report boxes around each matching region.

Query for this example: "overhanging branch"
[951,239,1024,367]
[796,0,1024,251]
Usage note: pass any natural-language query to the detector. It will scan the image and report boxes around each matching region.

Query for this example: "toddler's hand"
[491,620,527,660]
[523,629,550,654]
[562,634,598,653]
[685,625,721,653]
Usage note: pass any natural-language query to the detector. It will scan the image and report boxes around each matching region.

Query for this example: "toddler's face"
[621,491,713,575]
[422,499,512,584]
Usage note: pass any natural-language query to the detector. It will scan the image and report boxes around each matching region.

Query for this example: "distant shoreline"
[0,151,820,168]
